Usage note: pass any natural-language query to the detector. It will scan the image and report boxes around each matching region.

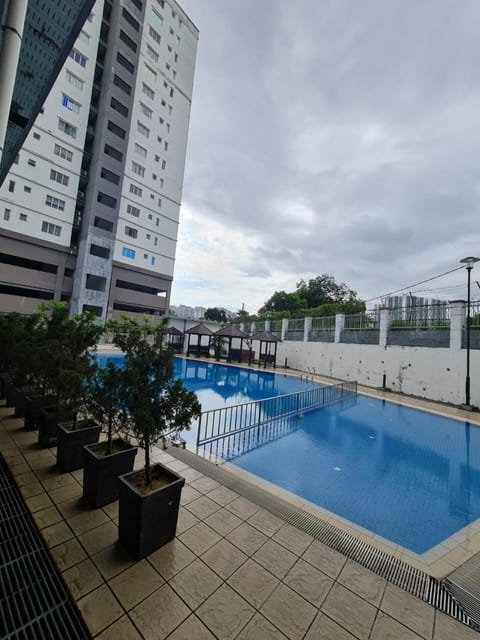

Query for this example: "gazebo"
[251,330,280,368]
[163,326,184,353]
[212,325,249,362]
[185,323,214,358]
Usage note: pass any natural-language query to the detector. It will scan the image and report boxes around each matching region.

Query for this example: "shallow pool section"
[229,395,479,554]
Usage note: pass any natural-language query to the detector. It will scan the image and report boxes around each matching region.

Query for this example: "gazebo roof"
[251,331,281,342]
[213,325,249,338]
[164,326,183,336]
[185,323,214,336]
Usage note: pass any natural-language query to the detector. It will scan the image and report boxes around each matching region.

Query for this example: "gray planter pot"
[118,462,185,559]
[83,440,137,508]
[56,420,101,472]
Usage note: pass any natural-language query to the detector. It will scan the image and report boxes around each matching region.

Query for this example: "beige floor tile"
[197,583,255,640]
[162,459,190,473]
[180,468,204,483]
[77,584,124,636]
[273,522,314,556]
[207,485,239,506]
[253,539,297,579]
[148,538,196,580]
[20,481,44,499]
[304,612,357,640]
[102,500,119,520]
[302,540,347,579]
[68,508,110,535]
[337,559,387,607]
[236,612,289,640]
[170,558,222,609]
[96,615,143,640]
[261,582,317,640]
[51,538,87,572]
[110,559,164,610]
[284,558,333,607]
[205,507,243,537]
[56,496,90,519]
[32,505,62,530]
[63,558,104,600]
[41,520,74,548]
[381,583,434,639]
[433,611,479,639]
[321,583,376,640]
[92,542,136,580]
[201,538,248,579]
[176,506,200,535]
[228,559,279,608]
[49,481,82,504]
[185,495,221,519]
[10,462,31,476]
[78,521,118,556]
[41,472,75,491]
[130,583,190,640]
[191,475,221,494]
[167,614,216,640]
[371,611,425,640]
[229,522,268,556]
[248,508,284,537]
[226,496,260,520]
[25,492,53,513]
[180,485,202,505]
[179,522,221,556]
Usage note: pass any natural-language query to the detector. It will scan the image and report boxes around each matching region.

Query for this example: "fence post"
[265,319,271,333]
[379,308,390,348]
[281,318,288,341]
[449,300,466,350]
[335,313,345,343]
[304,317,312,342]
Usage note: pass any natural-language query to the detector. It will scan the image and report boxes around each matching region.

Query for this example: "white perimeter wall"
[277,341,480,407]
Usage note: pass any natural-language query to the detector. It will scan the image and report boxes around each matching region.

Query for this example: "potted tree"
[82,361,137,508]
[112,317,201,559]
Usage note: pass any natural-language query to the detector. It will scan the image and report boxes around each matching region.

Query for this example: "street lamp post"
[460,256,480,408]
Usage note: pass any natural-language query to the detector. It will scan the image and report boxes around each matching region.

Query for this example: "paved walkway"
[0,403,478,639]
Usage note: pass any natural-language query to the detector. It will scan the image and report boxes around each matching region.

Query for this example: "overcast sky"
[170,0,480,313]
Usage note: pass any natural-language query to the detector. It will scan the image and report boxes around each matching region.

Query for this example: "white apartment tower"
[0,0,198,321]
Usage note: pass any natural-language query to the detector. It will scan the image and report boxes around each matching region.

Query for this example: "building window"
[139,102,152,119]
[130,183,143,197]
[151,7,163,25]
[146,233,151,240]
[151,257,156,265]
[45,195,65,211]
[62,94,81,113]
[69,48,87,67]
[50,169,69,186]
[90,244,110,259]
[101,168,120,184]
[158,199,162,207]
[66,69,84,89]
[33,132,41,140]
[152,174,157,181]
[110,96,128,117]
[137,121,150,138]
[113,74,131,95]
[27,158,36,166]
[41,221,61,236]
[24,186,31,193]
[122,247,136,259]
[127,204,140,217]
[94,216,114,232]
[172,70,176,80]
[132,161,145,177]
[122,8,140,31]
[125,225,138,238]
[8,181,15,192]
[4,208,11,221]
[144,63,157,79]
[169,27,174,36]
[161,160,166,170]
[116,52,134,74]
[142,83,155,99]
[19,213,28,221]
[169,87,174,98]
[160,178,164,187]
[54,144,73,161]
[154,237,158,246]
[174,52,178,63]
[135,143,147,158]
[107,120,126,139]
[155,154,160,161]
[78,30,90,45]
[164,141,168,151]
[119,29,137,53]
[97,192,117,208]
[149,25,161,44]
[146,44,159,63]
[104,143,123,162]
[58,118,77,138]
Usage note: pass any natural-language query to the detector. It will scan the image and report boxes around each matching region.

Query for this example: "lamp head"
[460,256,480,268]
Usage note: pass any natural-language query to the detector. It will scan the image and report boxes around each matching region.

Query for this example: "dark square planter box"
[38,405,71,448]
[83,440,137,508]
[24,395,55,431]
[118,462,185,559]
[14,386,41,419]
[56,421,101,473]
[0,372,12,400]
[6,380,17,407]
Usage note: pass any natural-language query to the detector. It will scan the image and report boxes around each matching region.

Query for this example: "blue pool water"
[97,354,478,553]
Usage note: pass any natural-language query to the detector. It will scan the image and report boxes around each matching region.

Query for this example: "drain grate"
[168,446,475,631]
[0,455,90,640]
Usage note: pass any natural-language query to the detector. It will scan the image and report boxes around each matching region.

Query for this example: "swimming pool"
[97,354,479,554]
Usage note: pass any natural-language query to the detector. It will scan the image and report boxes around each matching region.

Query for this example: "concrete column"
[304,317,312,342]
[379,308,391,348]
[335,313,345,343]
[450,300,466,350]
[281,318,288,341]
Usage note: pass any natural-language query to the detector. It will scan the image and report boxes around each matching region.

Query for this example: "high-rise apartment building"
[0,0,198,321]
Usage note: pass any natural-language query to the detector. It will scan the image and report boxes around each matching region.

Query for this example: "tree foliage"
[204,307,227,323]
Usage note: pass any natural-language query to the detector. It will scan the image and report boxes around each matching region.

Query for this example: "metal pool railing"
[196,380,357,449]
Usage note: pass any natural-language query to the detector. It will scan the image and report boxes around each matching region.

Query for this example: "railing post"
[335,313,345,343]
[281,318,288,341]
[379,308,391,348]
[449,300,466,350]
[265,319,271,333]
[304,317,312,342]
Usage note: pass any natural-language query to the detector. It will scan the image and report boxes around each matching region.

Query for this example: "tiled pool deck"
[1,376,480,639]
